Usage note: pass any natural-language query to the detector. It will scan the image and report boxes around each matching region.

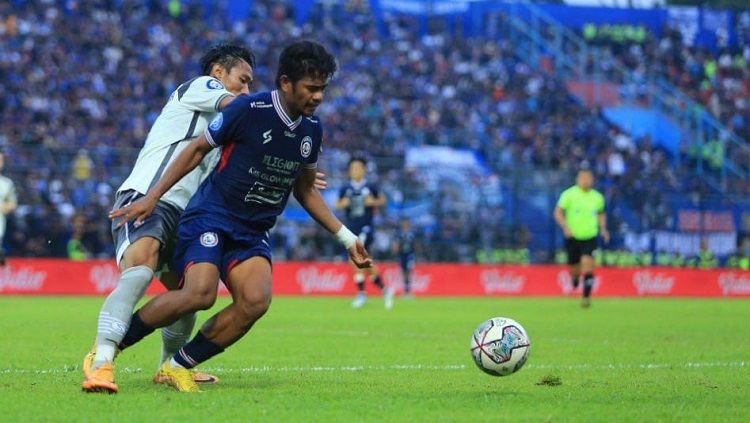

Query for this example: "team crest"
[300,136,312,158]
[209,113,223,131]
[200,232,219,247]
[206,79,225,90]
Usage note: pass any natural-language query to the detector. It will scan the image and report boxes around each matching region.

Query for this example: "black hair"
[199,43,255,76]
[348,156,367,167]
[275,40,337,88]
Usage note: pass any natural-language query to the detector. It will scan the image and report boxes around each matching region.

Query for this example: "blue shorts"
[351,225,375,250]
[172,216,272,287]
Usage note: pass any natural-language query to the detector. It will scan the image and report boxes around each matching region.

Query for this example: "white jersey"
[0,175,17,238]
[118,76,234,209]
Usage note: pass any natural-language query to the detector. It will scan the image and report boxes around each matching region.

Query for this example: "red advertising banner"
[1,259,750,297]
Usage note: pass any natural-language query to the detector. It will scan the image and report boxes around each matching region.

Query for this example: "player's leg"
[351,261,367,308]
[82,236,160,394]
[579,239,597,308]
[159,256,272,392]
[402,256,414,298]
[90,238,159,367]
[366,263,393,309]
[119,262,221,350]
[157,270,198,365]
[565,238,582,289]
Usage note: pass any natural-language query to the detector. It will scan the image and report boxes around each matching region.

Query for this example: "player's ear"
[210,63,225,80]
[278,75,293,94]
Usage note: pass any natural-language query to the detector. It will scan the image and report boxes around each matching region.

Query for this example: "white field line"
[1,361,748,375]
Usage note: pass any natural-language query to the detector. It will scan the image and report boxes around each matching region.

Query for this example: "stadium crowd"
[578,13,750,188]
[0,0,745,265]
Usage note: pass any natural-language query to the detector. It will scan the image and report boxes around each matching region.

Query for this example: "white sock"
[159,313,196,369]
[93,343,117,368]
[169,356,186,369]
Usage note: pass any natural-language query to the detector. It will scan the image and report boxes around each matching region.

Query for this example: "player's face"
[281,75,329,117]
[217,60,253,96]
[577,171,594,190]
[349,161,366,180]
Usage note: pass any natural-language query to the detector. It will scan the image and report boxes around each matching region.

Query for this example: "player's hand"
[108,196,158,228]
[563,226,573,239]
[336,197,351,210]
[314,171,328,190]
[601,228,611,244]
[348,239,373,269]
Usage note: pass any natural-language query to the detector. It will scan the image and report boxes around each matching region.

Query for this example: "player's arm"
[598,210,610,244]
[364,192,386,207]
[294,168,371,268]
[109,135,213,226]
[217,95,235,111]
[1,184,17,215]
[334,190,350,210]
[553,205,572,238]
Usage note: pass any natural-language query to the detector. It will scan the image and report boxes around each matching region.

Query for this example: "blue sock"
[118,311,155,350]
[173,331,224,369]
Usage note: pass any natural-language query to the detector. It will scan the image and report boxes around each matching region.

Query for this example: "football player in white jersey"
[82,44,257,393]
[0,151,17,266]
[82,44,328,394]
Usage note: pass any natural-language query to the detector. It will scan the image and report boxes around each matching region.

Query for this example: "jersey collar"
[271,90,302,130]
[350,179,367,189]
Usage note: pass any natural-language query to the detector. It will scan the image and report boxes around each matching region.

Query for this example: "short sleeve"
[338,186,348,200]
[370,183,380,198]
[557,190,570,210]
[205,95,249,148]
[5,181,16,203]
[178,77,234,112]
[597,193,605,213]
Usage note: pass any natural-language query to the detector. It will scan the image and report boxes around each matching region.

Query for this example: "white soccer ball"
[470,317,530,376]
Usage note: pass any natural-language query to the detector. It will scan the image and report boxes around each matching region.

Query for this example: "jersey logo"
[250,101,273,108]
[206,79,225,90]
[200,232,219,247]
[262,130,273,144]
[300,136,313,158]
[284,130,297,138]
[209,113,223,131]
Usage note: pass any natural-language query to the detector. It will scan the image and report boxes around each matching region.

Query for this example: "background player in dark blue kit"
[109,41,371,392]
[336,157,393,309]
[392,218,418,298]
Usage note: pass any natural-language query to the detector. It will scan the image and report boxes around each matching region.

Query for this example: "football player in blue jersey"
[393,218,418,298]
[109,41,371,392]
[336,157,393,309]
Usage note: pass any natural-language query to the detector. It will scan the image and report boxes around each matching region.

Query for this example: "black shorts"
[111,190,181,270]
[565,237,597,265]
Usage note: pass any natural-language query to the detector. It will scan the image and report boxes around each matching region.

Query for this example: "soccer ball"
[470,317,530,376]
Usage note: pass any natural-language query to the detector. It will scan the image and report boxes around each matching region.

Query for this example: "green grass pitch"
[0,295,748,422]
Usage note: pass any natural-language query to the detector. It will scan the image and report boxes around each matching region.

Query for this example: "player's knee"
[183,285,217,311]
[236,290,271,321]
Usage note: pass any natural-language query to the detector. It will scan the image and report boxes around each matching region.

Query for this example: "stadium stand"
[1,0,748,267]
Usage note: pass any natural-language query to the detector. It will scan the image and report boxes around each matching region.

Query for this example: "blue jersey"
[338,180,380,233]
[182,90,322,233]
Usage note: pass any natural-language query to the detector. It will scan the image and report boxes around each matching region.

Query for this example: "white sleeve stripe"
[204,128,218,148]
[303,162,318,169]
[214,93,234,111]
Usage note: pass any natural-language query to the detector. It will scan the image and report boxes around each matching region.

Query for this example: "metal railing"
[506,0,750,188]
